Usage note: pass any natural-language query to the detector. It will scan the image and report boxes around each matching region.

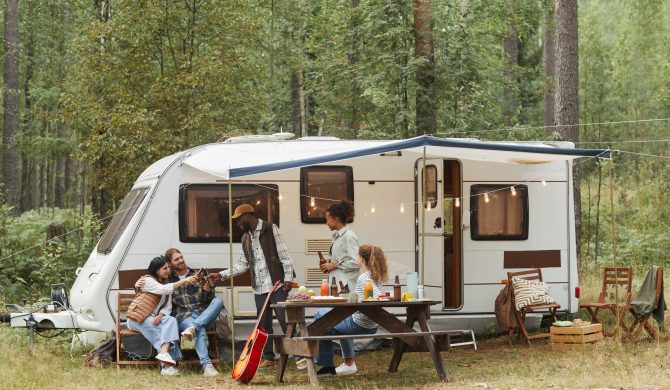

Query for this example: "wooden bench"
[287,329,477,351]
[116,293,220,368]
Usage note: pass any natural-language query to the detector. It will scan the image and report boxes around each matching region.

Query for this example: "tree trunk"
[298,70,308,137]
[503,22,519,125]
[21,0,34,212]
[543,0,556,135]
[413,0,437,135]
[3,0,21,216]
[554,0,581,252]
[290,71,301,134]
[348,0,360,133]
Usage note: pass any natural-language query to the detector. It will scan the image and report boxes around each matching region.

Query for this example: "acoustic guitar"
[231,280,283,383]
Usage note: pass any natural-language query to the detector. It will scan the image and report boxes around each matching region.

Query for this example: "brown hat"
[231,204,255,219]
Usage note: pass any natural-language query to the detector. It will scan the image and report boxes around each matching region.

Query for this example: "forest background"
[0,0,668,302]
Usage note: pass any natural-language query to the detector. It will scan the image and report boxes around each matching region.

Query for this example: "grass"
[1,271,668,389]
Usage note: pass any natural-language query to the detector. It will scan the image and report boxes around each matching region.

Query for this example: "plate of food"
[363,297,390,302]
[285,293,312,303]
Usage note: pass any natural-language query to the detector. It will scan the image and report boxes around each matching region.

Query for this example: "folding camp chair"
[621,266,664,340]
[579,267,633,336]
[507,268,560,346]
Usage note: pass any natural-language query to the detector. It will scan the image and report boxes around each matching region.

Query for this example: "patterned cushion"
[512,278,557,310]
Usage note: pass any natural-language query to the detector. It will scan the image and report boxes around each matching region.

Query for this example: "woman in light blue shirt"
[320,200,360,292]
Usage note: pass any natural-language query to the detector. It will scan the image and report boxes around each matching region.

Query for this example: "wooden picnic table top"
[271,299,440,308]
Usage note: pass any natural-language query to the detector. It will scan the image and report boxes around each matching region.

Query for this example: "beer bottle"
[330,277,338,297]
[393,275,401,302]
[318,251,326,266]
[338,280,349,294]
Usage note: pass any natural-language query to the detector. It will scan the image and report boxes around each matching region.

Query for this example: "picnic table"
[271,299,448,386]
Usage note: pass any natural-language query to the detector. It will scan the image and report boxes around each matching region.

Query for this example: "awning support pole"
[421,146,426,285]
[228,178,235,360]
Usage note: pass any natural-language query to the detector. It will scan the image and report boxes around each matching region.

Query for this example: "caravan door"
[415,158,444,304]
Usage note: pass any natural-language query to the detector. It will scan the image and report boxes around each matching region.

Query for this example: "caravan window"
[470,184,528,240]
[179,184,279,243]
[300,166,354,223]
[97,187,149,254]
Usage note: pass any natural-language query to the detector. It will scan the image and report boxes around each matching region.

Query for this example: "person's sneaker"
[295,357,307,371]
[335,362,357,376]
[258,359,276,369]
[181,325,196,341]
[160,366,180,376]
[316,366,336,377]
[203,363,219,377]
[155,352,176,366]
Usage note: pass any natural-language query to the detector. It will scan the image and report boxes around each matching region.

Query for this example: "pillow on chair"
[512,278,557,310]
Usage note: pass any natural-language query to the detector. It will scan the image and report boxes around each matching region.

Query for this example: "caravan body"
[12,135,608,333]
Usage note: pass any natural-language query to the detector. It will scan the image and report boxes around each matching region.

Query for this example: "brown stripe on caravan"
[503,250,561,269]
[117,268,253,289]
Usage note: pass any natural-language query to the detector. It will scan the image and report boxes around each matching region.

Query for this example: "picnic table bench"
[271,300,449,386]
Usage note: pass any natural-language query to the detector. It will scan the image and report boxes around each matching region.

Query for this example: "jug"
[405,272,418,298]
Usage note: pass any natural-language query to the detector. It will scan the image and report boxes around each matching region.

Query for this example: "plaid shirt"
[168,267,215,323]
[219,219,294,295]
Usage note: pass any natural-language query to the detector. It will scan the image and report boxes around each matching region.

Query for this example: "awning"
[183,135,610,179]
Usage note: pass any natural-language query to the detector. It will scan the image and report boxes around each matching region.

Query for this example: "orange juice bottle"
[320,279,329,296]
[364,280,374,300]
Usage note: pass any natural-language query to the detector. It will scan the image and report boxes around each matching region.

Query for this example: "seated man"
[141,248,224,377]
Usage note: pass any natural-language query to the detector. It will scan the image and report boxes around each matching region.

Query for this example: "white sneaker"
[295,357,307,371]
[203,363,219,377]
[181,325,196,341]
[161,366,180,376]
[155,352,176,366]
[335,362,357,375]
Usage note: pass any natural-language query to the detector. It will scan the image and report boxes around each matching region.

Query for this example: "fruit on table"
[306,289,316,297]
[298,285,307,294]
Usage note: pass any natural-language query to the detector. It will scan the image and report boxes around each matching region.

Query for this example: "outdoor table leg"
[275,322,295,383]
[297,322,319,387]
[388,307,417,372]
[417,306,448,382]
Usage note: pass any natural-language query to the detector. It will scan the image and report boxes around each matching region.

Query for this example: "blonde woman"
[313,244,388,377]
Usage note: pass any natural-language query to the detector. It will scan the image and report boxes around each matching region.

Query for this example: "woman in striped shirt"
[313,244,388,377]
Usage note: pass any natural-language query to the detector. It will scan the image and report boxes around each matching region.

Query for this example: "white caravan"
[11,135,609,335]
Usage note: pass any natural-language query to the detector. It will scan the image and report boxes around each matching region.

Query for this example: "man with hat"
[207,203,295,368]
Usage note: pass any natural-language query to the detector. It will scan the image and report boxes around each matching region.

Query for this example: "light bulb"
[278,193,283,200]
[454,198,460,208]
[511,186,516,196]
[426,202,432,211]
[400,203,405,213]
[541,180,547,187]
[310,197,315,207]
[371,204,376,213]
[256,200,261,206]
[484,193,490,203]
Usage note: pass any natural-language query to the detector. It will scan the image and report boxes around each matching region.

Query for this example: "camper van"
[11,135,608,335]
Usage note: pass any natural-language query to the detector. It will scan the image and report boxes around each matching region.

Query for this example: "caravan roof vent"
[296,136,340,141]
[222,132,294,144]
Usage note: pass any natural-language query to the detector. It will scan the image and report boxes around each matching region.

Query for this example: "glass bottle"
[393,275,401,302]
[330,277,338,296]
[320,279,329,296]
[338,280,349,295]
[318,251,326,266]
[364,280,374,300]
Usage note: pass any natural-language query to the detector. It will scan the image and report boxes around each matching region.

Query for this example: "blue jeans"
[177,297,224,367]
[127,314,183,364]
[313,308,377,367]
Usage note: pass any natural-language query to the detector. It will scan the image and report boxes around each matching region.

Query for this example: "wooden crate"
[550,323,603,350]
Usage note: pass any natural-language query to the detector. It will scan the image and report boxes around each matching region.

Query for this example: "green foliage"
[0,207,98,302]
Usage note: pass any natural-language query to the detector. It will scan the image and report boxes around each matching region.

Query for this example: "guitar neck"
[253,281,282,331]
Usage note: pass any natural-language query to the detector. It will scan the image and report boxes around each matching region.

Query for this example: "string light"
[310,197,316,207]
[511,186,517,196]
[484,193,490,203]
[371,204,376,213]
[278,193,283,200]
[454,198,460,208]
[541,180,547,186]
[426,202,432,211]
[400,203,405,213]
[255,200,261,206]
